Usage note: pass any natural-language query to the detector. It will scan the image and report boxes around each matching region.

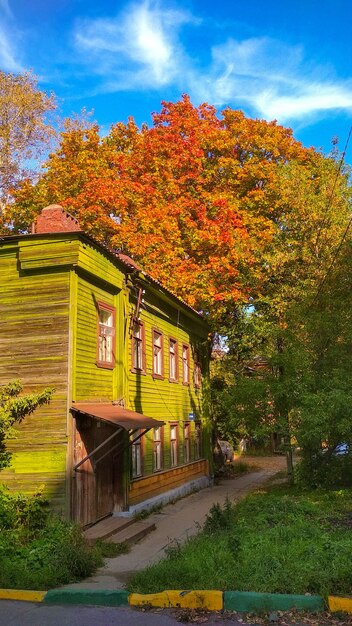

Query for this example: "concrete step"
[84,516,135,543]
[109,520,156,546]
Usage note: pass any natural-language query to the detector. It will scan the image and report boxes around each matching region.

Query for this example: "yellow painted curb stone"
[129,590,223,611]
[328,595,352,614]
[0,589,47,603]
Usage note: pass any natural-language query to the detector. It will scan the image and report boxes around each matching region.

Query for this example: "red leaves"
[8,95,346,322]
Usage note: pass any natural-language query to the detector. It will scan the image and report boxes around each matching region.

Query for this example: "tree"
[0,381,52,470]
[0,70,56,213]
[6,96,352,479]
[7,95,351,323]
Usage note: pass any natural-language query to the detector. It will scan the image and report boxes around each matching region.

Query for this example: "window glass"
[132,321,144,371]
[194,360,201,388]
[153,426,162,471]
[153,330,163,377]
[98,304,115,366]
[182,344,190,384]
[131,430,142,478]
[195,422,202,459]
[184,422,190,463]
[169,338,178,381]
[170,424,178,467]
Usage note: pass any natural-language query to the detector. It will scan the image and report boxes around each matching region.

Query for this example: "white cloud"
[197,37,352,123]
[0,24,21,71]
[72,2,352,126]
[74,0,193,89]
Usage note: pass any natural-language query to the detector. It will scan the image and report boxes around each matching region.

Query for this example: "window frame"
[168,337,179,383]
[182,343,190,386]
[170,422,178,467]
[194,358,201,388]
[153,426,163,472]
[183,421,191,464]
[131,429,144,479]
[96,301,116,369]
[131,319,146,374]
[194,421,202,459]
[152,328,164,379]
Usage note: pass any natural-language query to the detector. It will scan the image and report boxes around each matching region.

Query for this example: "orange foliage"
[7,95,349,318]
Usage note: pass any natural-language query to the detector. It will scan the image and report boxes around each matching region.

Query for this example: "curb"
[0,589,47,603]
[223,591,325,613]
[129,590,223,610]
[328,595,352,614]
[0,588,351,615]
[44,589,129,606]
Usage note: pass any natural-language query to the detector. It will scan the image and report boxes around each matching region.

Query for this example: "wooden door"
[72,416,123,526]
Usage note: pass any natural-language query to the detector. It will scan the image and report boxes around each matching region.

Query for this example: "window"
[194,359,201,388]
[184,422,190,463]
[182,344,190,385]
[152,329,164,378]
[195,422,202,459]
[132,320,145,372]
[170,424,178,467]
[153,426,163,472]
[131,430,143,478]
[97,302,115,368]
[169,338,178,382]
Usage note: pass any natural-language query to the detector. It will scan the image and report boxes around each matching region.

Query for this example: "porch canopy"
[71,403,165,471]
[71,402,164,430]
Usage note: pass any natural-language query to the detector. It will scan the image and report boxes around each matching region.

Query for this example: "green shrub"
[0,487,103,589]
[296,453,352,488]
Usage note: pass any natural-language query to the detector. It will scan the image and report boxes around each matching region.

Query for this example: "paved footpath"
[64,458,285,591]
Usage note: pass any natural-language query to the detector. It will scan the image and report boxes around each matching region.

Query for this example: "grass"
[0,487,122,590]
[129,484,352,597]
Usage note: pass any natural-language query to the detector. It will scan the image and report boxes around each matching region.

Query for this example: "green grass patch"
[129,485,352,597]
[0,486,106,589]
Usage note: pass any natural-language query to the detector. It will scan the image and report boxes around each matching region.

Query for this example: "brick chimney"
[32,205,81,234]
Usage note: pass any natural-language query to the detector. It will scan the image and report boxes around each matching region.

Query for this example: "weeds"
[129,484,352,597]
[0,486,103,589]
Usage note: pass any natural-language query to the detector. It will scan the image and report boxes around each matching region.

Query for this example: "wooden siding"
[129,459,209,505]
[0,232,212,520]
[74,274,116,401]
[127,287,211,482]
[73,238,125,404]
[0,240,71,512]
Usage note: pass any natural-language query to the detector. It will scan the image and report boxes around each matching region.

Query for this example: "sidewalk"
[64,458,285,591]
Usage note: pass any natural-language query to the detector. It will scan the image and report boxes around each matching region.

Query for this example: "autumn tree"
[8,95,351,321]
[6,95,352,479]
[0,70,56,213]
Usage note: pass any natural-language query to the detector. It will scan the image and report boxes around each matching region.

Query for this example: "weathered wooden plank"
[129,460,209,504]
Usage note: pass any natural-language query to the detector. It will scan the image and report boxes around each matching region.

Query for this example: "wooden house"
[0,205,212,525]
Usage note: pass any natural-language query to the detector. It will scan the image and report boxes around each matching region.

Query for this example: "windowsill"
[152,373,164,380]
[131,368,147,375]
[169,378,179,384]
[96,361,115,370]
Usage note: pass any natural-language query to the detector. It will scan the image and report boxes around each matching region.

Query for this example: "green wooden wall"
[128,287,211,478]
[0,238,71,513]
[0,232,212,518]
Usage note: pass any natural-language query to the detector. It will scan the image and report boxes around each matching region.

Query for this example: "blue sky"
[1,0,352,158]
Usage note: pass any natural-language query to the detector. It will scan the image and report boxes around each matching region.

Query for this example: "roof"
[71,403,165,430]
[1,230,204,321]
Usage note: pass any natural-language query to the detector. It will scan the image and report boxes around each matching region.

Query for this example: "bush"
[0,487,103,589]
[296,453,352,488]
